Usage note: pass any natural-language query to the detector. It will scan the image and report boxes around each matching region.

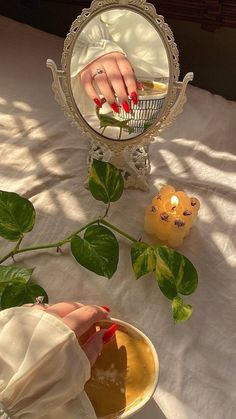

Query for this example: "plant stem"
[0,219,101,264]
[0,218,138,264]
[61,219,100,242]
[15,236,23,251]
[103,202,110,218]
[0,241,63,264]
[0,236,24,264]
[100,219,137,243]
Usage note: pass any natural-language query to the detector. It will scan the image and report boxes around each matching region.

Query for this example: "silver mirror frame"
[47,0,193,190]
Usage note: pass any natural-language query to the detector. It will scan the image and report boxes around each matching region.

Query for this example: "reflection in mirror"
[70,9,169,141]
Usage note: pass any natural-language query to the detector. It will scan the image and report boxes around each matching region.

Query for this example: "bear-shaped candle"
[144,185,200,247]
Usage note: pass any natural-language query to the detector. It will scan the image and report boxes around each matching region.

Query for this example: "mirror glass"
[70,8,169,141]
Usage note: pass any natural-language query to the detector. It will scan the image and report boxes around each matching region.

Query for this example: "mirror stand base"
[86,140,151,191]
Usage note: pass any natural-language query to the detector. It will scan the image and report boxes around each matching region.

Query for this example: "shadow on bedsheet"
[132,398,167,418]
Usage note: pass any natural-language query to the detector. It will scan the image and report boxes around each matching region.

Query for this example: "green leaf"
[172,296,193,322]
[1,282,48,309]
[0,265,33,294]
[131,242,156,279]
[88,159,124,204]
[71,225,119,279]
[176,256,198,296]
[155,247,178,300]
[0,191,36,241]
[155,246,198,300]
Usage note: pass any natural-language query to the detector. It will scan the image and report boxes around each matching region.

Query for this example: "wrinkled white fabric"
[0,15,236,419]
[71,10,168,78]
[0,308,96,419]
[71,15,125,77]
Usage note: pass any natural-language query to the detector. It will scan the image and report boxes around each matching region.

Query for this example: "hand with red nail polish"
[103,324,117,344]
[60,303,112,366]
[100,305,111,312]
[4,302,116,419]
[111,102,120,113]
[25,301,111,366]
[93,98,102,108]
[130,91,138,105]
[122,101,130,113]
[80,52,137,115]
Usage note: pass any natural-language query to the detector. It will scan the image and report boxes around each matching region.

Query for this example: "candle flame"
[171,195,179,207]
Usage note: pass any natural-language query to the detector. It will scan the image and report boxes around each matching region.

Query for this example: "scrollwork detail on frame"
[47,0,193,189]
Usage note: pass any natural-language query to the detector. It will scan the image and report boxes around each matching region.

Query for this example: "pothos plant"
[0,159,198,322]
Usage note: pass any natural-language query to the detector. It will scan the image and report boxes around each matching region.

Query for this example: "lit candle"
[144,185,200,247]
[162,194,183,215]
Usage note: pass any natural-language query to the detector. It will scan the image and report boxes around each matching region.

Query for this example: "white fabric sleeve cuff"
[0,307,96,419]
[71,40,125,77]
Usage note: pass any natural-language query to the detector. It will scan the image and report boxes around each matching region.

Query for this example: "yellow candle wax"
[167,218,186,247]
[181,209,194,237]
[144,185,200,246]
[174,191,191,213]
[159,185,176,196]
[151,194,163,210]
[155,212,173,240]
[144,205,159,235]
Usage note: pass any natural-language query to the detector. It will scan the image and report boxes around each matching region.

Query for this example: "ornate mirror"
[47,0,193,190]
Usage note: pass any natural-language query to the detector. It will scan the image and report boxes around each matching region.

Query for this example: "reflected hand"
[80,52,138,113]
[25,301,116,365]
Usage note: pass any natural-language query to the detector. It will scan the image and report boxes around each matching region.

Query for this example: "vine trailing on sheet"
[0,160,198,322]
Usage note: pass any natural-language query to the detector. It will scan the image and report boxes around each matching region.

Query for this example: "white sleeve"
[0,307,96,419]
[71,15,125,77]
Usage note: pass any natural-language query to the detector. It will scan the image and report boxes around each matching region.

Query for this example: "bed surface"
[0,16,236,419]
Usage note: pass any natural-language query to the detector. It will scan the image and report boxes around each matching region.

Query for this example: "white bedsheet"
[0,16,236,419]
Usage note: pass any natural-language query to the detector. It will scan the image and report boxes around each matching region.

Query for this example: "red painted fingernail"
[122,101,130,113]
[103,324,117,344]
[111,102,119,113]
[100,305,110,312]
[130,91,138,105]
[93,98,102,108]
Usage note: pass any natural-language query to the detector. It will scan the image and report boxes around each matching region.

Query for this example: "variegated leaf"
[131,242,156,279]
[155,246,198,300]
[71,225,119,279]
[172,296,193,322]
[0,191,35,241]
[88,159,124,203]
